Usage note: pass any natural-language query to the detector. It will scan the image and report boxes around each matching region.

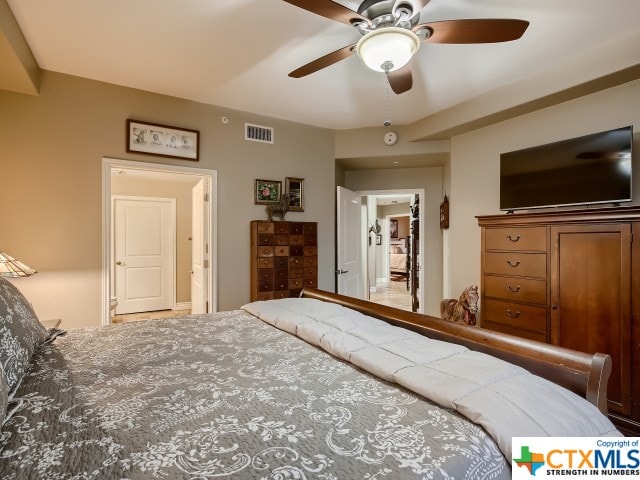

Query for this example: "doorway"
[336,187,424,313]
[102,158,217,326]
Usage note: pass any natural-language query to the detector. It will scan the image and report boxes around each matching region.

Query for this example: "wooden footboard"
[300,288,612,415]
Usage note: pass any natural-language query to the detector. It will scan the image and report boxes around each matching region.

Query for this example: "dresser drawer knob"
[506,309,521,318]
[507,260,520,267]
[507,234,521,242]
[507,284,521,293]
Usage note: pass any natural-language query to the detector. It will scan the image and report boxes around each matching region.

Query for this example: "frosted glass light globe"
[356,27,420,72]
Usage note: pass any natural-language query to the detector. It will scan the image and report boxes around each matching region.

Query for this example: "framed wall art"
[126,119,199,161]
[390,219,399,238]
[285,177,304,212]
[254,179,282,204]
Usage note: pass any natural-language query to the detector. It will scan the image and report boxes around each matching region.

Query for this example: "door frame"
[358,189,425,313]
[102,157,218,326]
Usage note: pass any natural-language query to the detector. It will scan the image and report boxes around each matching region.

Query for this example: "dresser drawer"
[484,252,546,278]
[304,223,317,235]
[482,320,547,343]
[273,290,289,299]
[304,267,317,278]
[304,256,318,267]
[289,235,304,245]
[257,269,273,283]
[303,278,317,288]
[304,235,317,246]
[290,267,304,279]
[274,222,289,234]
[289,278,304,290]
[257,246,274,258]
[482,299,547,333]
[290,245,303,256]
[303,246,317,257]
[274,257,288,269]
[274,279,289,291]
[257,233,274,245]
[274,245,289,256]
[256,257,273,268]
[485,227,546,251]
[289,257,304,267]
[256,222,274,234]
[257,292,274,301]
[484,275,546,304]
[290,223,304,235]
[258,277,274,292]
[274,234,289,245]
[275,268,288,281]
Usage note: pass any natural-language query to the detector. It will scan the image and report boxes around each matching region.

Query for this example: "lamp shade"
[0,252,38,277]
[356,27,420,72]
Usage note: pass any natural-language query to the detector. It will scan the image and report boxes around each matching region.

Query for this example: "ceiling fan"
[284,0,529,94]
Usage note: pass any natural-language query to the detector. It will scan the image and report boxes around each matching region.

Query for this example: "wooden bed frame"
[300,288,612,415]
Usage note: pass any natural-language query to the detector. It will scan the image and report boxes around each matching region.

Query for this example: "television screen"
[500,126,633,211]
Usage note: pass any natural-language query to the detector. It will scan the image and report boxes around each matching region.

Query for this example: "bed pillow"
[0,278,49,393]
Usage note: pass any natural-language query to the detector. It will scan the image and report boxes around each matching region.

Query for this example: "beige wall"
[111,174,199,304]
[0,71,335,328]
[345,167,443,316]
[447,78,640,317]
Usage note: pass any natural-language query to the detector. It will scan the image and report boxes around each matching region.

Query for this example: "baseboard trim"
[174,302,192,311]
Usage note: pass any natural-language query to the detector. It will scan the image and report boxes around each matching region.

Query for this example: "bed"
[0,279,620,479]
[389,239,408,274]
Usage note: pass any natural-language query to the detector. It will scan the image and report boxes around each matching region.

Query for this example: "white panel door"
[191,179,208,314]
[336,186,364,299]
[114,196,175,314]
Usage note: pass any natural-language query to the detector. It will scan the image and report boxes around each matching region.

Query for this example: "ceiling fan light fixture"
[356,27,420,72]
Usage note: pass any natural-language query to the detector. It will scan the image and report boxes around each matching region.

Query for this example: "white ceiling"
[7,0,640,130]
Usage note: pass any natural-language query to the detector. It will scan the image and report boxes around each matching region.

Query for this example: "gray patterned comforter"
[0,310,510,479]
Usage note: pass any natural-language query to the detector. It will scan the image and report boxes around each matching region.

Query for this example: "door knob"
[334,269,349,275]
[116,261,125,266]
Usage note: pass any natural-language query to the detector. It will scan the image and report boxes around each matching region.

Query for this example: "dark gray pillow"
[0,278,49,394]
[0,364,7,425]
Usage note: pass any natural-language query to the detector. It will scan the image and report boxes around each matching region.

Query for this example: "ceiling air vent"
[245,123,274,144]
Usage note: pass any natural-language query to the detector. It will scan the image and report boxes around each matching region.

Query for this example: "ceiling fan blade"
[416,19,529,44]
[289,44,356,78]
[387,65,413,94]
[282,0,371,27]
[576,151,620,160]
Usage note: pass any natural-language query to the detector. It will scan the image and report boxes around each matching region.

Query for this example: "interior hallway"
[369,279,411,311]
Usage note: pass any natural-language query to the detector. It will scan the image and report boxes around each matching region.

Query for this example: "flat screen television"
[500,126,633,211]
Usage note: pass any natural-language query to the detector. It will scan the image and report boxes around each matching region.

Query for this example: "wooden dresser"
[250,221,318,301]
[477,207,640,435]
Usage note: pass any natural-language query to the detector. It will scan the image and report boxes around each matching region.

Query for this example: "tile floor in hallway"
[369,278,413,311]
[112,309,191,324]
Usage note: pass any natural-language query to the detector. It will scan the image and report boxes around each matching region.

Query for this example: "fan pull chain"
[383,74,391,126]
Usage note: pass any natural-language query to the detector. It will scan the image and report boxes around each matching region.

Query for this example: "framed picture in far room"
[254,179,282,204]
[285,177,304,212]
[390,219,398,238]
